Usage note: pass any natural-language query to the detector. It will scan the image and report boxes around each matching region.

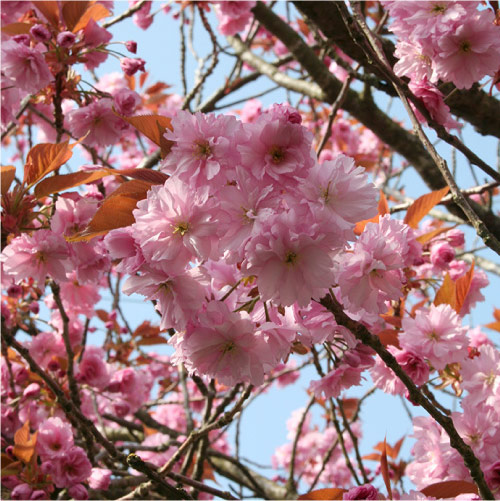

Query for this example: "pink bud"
[447,228,465,248]
[430,241,455,268]
[30,24,51,42]
[29,302,40,314]
[125,40,137,53]
[23,383,41,398]
[13,34,30,46]
[57,31,76,48]
[120,57,146,76]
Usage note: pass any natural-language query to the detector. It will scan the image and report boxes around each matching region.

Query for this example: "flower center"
[460,40,472,53]
[284,251,298,265]
[430,3,446,14]
[427,330,439,341]
[221,341,236,354]
[195,140,211,158]
[321,182,332,204]
[36,251,46,263]
[173,222,190,236]
[485,371,496,386]
[269,145,286,164]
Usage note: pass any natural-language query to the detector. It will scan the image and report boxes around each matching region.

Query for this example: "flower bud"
[30,24,51,42]
[56,31,76,48]
[125,40,137,53]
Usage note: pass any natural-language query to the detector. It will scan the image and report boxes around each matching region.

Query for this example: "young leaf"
[420,480,478,498]
[298,488,346,500]
[1,165,16,196]
[380,438,393,500]
[120,114,173,158]
[1,22,33,35]
[62,1,91,31]
[456,261,474,315]
[13,421,37,463]
[377,329,401,348]
[485,308,500,332]
[32,1,60,26]
[416,225,454,245]
[34,168,112,199]
[66,194,139,242]
[71,3,111,33]
[24,141,73,188]
[404,186,449,229]
[354,191,388,235]
[434,273,457,310]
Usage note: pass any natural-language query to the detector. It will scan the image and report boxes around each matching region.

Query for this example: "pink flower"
[171,302,274,386]
[82,19,112,69]
[394,41,435,82]
[238,109,314,187]
[162,111,245,188]
[429,241,455,268]
[120,57,146,76]
[37,417,74,459]
[125,40,137,53]
[409,79,461,131]
[242,206,337,307]
[113,88,141,116]
[433,10,500,89]
[123,266,206,330]
[76,346,110,389]
[1,40,52,93]
[67,99,127,148]
[29,331,65,369]
[57,31,76,48]
[309,364,364,399]
[68,484,88,500]
[399,304,469,371]
[59,272,101,317]
[337,215,420,318]
[103,227,145,274]
[132,178,223,273]
[214,2,256,36]
[88,468,111,490]
[1,230,70,284]
[50,446,92,488]
[131,0,153,30]
[343,484,379,500]
[299,154,377,239]
[30,24,51,43]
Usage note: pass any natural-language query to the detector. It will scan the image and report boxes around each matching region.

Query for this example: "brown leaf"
[1,22,33,35]
[118,168,169,185]
[13,421,37,463]
[107,179,152,200]
[133,321,161,338]
[456,261,474,315]
[420,480,478,498]
[434,273,457,310]
[32,1,60,26]
[404,186,449,229]
[145,82,171,95]
[72,3,111,32]
[298,488,346,500]
[34,168,111,198]
[66,194,139,242]
[377,329,401,348]
[62,1,90,30]
[416,225,453,245]
[1,165,16,196]
[354,191,388,235]
[136,336,169,346]
[485,320,500,332]
[120,114,173,158]
[380,438,393,499]
[24,141,73,188]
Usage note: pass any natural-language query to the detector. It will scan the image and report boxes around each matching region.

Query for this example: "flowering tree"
[2,1,500,500]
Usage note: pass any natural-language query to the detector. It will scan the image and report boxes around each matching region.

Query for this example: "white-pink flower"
[37,417,74,460]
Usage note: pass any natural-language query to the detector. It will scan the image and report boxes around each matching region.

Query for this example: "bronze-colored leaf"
[421,480,478,498]
[72,3,111,32]
[62,1,90,30]
[24,141,73,188]
[434,273,457,310]
[298,488,346,500]
[380,438,392,500]
[1,22,33,35]
[404,186,449,229]
[32,1,60,26]
[1,165,16,196]
[456,261,474,315]
[13,421,37,463]
[34,169,111,198]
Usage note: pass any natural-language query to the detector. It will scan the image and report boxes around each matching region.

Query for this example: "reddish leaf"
[139,71,149,88]
[456,261,474,315]
[72,3,111,32]
[32,1,60,26]
[145,82,171,95]
[494,308,500,322]
[1,22,33,35]
[485,320,500,332]
[133,321,161,338]
[338,398,358,420]
[1,165,16,196]
[354,191,388,235]
[298,488,346,500]
[13,421,37,463]
[380,314,402,328]
[136,336,169,346]
[434,273,457,310]
[362,452,382,461]
[380,438,393,500]
[106,179,152,200]
[62,1,90,30]
[95,309,109,322]
[392,436,405,458]
[420,480,478,498]
[416,225,453,244]
[66,194,139,242]
[377,329,401,348]
[118,168,169,185]
[24,141,73,188]
[120,114,173,158]
[404,186,449,229]
[34,168,111,198]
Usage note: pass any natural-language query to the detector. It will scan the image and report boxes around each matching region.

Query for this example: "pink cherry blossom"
[76,346,110,390]
[37,417,74,459]
[1,40,52,93]
[309,364,364,399]
[399,304,469,371]
[214,2,256,36]
[49,446,92,488]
